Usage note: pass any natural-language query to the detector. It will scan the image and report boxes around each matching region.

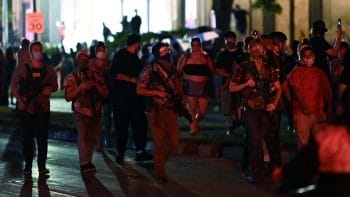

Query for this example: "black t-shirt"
[342,49,350,69]
[310,36,332,76]
[339,65,350,86]
[215,49,246,84]
[111,48,145,110]
[339,65,350,107]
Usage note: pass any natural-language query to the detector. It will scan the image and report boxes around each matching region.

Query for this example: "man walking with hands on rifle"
[137,42,189,183]
[229,39,282,184]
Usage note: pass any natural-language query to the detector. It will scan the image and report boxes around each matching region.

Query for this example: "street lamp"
[2,0,8,47]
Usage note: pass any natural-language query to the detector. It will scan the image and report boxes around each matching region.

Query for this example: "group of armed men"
[10,18,350,191]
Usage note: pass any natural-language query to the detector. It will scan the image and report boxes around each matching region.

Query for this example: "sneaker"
[135,151,153,162]
[104,137,112,148]
[115,154,124,164]
[241,169,249,179]
[247,175,262,184]
[226,126,236,135]
[38,168,50,175]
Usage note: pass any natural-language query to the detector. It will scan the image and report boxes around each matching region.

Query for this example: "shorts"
[182,79,209,98]
[221,88,241,115]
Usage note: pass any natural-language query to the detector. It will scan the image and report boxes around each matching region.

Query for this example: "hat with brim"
[312,20,328,33]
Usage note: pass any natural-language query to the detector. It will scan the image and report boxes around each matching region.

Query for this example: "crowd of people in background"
[1,17,349,194]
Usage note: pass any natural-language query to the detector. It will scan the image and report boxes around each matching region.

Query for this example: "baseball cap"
[312,20,328,33]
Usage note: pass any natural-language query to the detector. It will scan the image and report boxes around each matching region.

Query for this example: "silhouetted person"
[130,9,142,34]
[232,5,248,36]
[16,38,31,69]
[121,16,130,33]
[310,19,342,80]
[103,22,112,42]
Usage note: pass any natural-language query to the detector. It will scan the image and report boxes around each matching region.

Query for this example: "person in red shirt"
[288,47,332,149]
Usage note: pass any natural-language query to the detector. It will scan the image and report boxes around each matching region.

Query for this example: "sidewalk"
[0,130,283,196]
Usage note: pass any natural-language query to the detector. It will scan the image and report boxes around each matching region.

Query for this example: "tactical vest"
[18,64,47,99]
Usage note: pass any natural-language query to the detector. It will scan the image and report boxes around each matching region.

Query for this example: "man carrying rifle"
[229,39,282,184]
[137,42,189,183]
[11,41,58,175]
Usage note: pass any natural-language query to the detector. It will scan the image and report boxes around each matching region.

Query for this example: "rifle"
[248,62,276,104]
[151,69,192,123]
[248,61,280,127]
[75,69,102,115]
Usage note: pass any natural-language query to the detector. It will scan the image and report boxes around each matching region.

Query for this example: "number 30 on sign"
[26,12,45,33]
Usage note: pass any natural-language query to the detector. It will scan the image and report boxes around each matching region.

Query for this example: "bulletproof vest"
[18,64,46,98]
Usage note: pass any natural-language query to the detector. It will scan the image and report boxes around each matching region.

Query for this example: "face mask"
[302,58,314,67]
[96,51,106,59]
[79,66,88,72]
[226,42,236,49]
[32,52,43,60]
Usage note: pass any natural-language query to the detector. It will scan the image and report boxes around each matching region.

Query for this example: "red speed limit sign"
[26,12,45,33]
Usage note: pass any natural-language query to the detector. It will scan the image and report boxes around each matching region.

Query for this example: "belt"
[247,99,265,110]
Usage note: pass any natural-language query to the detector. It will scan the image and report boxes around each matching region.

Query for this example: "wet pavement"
[1,98,289,196]
[0,128,286,197]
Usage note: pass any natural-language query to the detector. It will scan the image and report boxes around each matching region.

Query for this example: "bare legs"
[187,96,208,135]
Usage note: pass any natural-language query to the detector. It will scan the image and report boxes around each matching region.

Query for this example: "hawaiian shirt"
[64,70,106,116]
[231,59,279,109]
[138,59,179,109]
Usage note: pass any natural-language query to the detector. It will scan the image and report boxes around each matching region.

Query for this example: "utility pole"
[147,0,150,32]
[249,0,252,33]
[121,0,124,18]
[2,0,8,47]
[33,0,38,40]
[290,0,295,42]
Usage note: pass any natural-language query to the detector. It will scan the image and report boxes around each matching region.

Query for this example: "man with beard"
[229,39,282,183]
[137,42,187,183]
[216,31,246,135]
[111,34,152,164]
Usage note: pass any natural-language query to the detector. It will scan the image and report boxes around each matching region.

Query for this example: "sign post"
[26,12,45,34]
